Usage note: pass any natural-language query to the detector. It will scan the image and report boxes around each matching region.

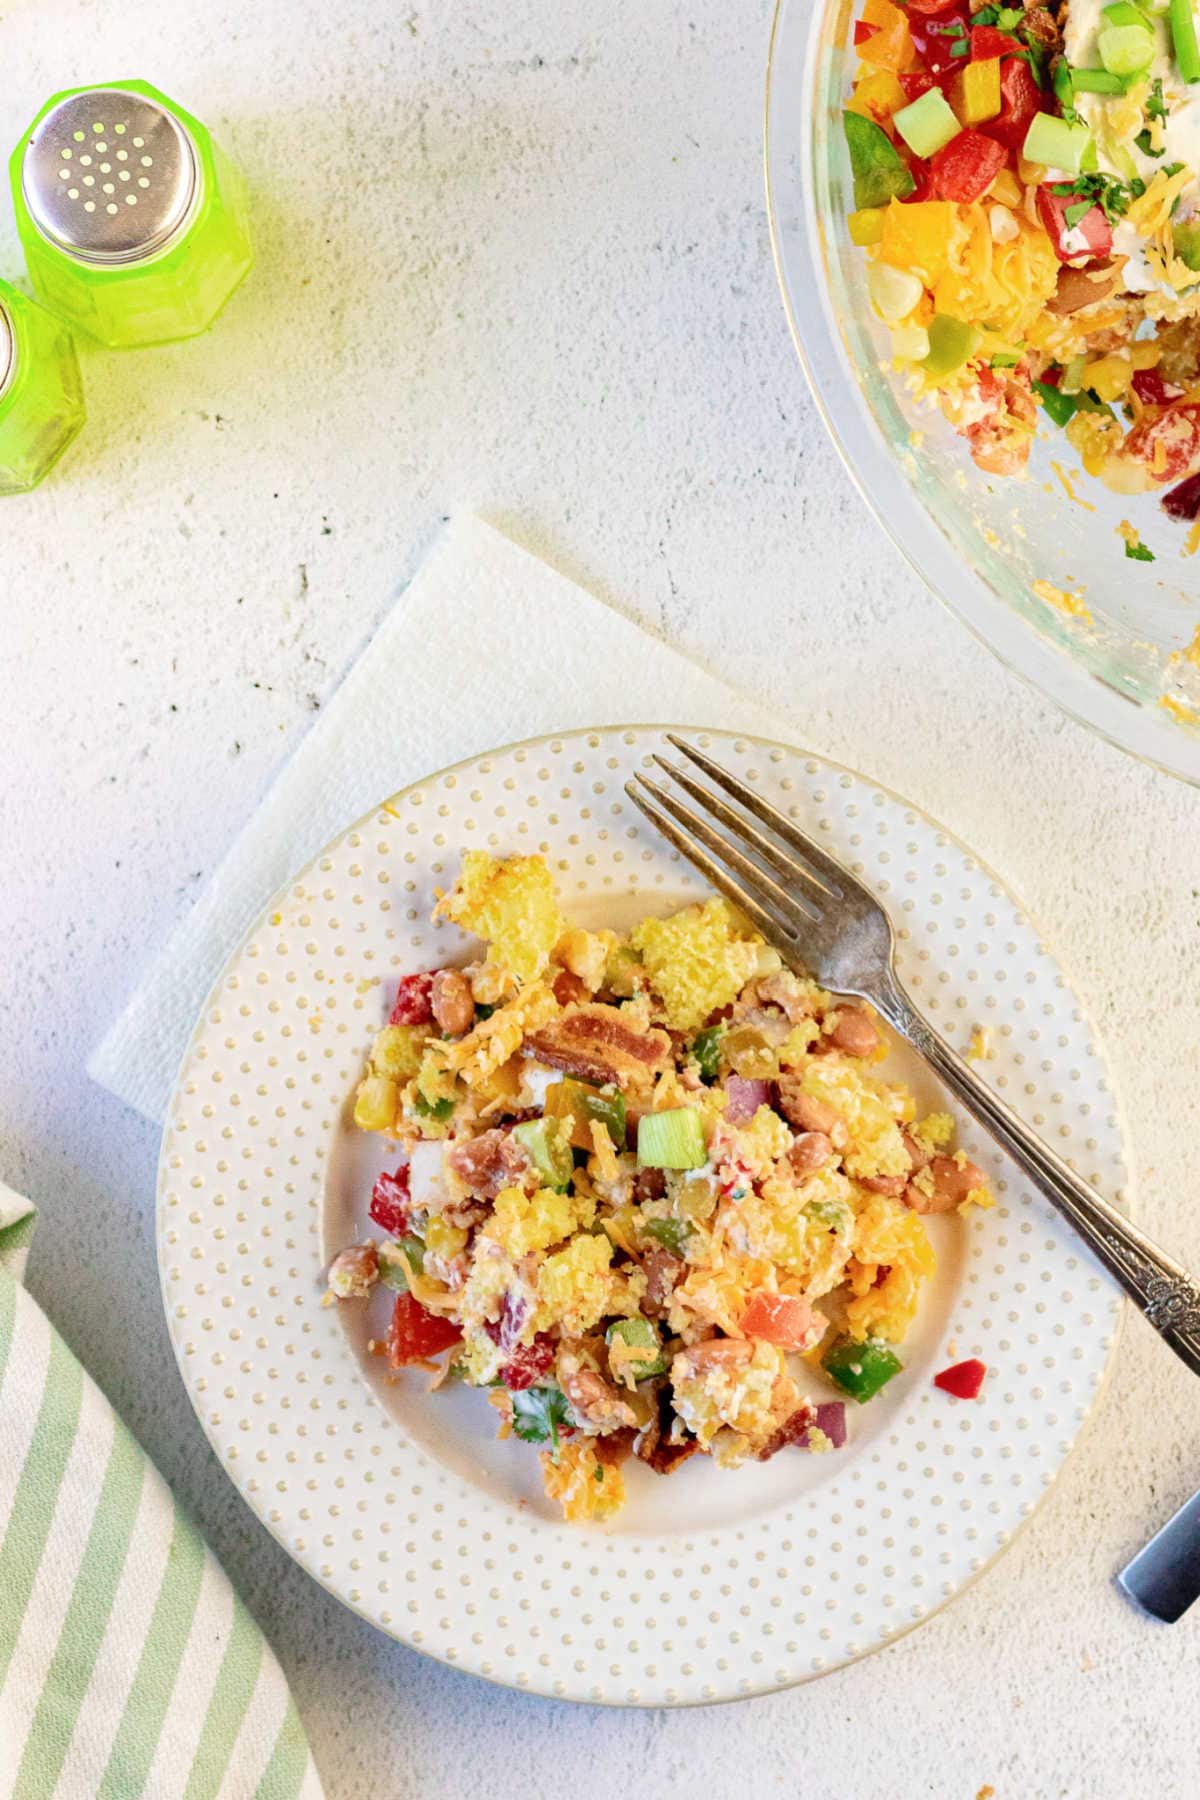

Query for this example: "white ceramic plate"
[158,726,1127,1705]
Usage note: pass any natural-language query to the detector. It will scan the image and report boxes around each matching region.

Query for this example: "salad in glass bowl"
[844,0,1200,538]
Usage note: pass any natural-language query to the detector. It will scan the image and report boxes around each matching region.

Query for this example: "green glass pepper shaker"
[0,278,86,496]
[11,80,252,349]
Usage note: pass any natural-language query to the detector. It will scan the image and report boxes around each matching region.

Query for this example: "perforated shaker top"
[21,89,199,265]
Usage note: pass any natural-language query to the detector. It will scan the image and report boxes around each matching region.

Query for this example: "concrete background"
[2,1,1198,1795]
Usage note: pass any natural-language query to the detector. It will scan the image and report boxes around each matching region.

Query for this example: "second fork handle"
[876,974,1200,1380]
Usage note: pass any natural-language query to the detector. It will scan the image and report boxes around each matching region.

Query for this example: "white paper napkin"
[89,514,791,1121]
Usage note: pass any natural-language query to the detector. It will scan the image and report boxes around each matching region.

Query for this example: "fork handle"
[876,973,1200,1379]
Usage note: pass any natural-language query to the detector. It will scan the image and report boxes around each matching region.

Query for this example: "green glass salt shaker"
[0,279,86,495]
[10,80,252,349]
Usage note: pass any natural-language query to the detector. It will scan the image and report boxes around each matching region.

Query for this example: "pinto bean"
[908,1154,985,1214]
[326,1242,378,1299]
[901,1129,931,1174]
[431,967,475,1036]
[788,1131,834,1175]
[826,1007,880,1058]
[1047,261,1125,318]
[641,1247,683,1317]
[561,1367,637,1429]
[776,1077,846,1143]
[859,1173,907,1197]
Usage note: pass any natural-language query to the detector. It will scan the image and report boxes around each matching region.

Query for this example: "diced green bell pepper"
[377,1235,426,1292]
[1174,219,1200,269]
[546,1077,627,1149]
[513,1116,574,1190]
[642,1217,692,1257]
[822,1334,903,1403]
[637,1107,707,1170]
[843,110,916,210]
[690,1026,723,1081]
[606,1315,669,1378]
[921,314,982,378]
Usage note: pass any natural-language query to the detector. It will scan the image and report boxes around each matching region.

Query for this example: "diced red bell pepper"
[387,1292,463,1367]
[899,70,939,101]
[991,60,1044,151]
[1125,404,1200,486]
[970,24,1023,60]
[739,1291,815,1350]
[500,1334,557,1392]
[908,9,972,76]
[1036,187,1112,265]
[389,971,434,1026]
[853,20,879,45]
[930,129,1007,202]
[934,1357,988,1399]
[1163,469,1200,519]
[1132,369,1185,408]
[1038,363,1063,387]
[899,154,934,202]
[369,1165,412,1236]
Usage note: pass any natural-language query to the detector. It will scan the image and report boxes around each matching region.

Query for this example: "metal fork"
[627,735,1200,1379]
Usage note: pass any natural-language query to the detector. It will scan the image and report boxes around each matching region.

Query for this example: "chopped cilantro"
[971,4,999,20]
[474,1001,496,1020]
[510,1385,570,1455]
[1125,539,1156,561]
[997,4,1022,26]
[1135,131,1163,158]
[593,1463,605,1483]
[1050,171,1140,226]
[1147,78,1168,125]
[949,37,970,54]
[414,1093,455,1121]
[1064,200,1093,229]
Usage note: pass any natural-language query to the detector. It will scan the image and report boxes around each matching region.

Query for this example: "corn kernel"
[425,1217,469,1260]
[848,207,885,247]
[988,168,1023,208]
[354,1074,398,1133]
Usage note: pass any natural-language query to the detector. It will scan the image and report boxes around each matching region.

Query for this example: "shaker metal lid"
[21,88,199,265]
[0,303,13,402]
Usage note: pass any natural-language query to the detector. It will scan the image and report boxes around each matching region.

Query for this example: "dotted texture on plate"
[158,727,1127,1706]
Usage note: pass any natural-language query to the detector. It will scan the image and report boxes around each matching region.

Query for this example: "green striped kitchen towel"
[0,1183,324,1800]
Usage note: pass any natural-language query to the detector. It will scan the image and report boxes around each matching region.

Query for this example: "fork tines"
[624,736,847,964]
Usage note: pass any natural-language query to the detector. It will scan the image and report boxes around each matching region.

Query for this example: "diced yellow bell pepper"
[849,207,886,247]
[988,167,1023,208]
[856,0,915,72]
[949,56,1001,126]
[847,67,907,131]
[878,199,956,285]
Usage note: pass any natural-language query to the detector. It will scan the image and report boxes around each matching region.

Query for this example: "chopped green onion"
[513,1117,574,1190]
[414,1093,455,1122]
[893,86,963,159]
[1068,66,1131,92]
[1148,75,1169,120]
[1135,129,1165,156]
[1168,0,1199,80]
[1052,57,1078,119]
[1099,16,1156,77]
[842,111,916,210]
[637,1107,707,1170]
[1125,539,1156,560]
[1022,112,1093,173]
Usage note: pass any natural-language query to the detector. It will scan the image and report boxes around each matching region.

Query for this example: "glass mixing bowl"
[765,0,1200,784]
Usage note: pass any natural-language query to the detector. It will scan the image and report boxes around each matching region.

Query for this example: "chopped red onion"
[1163,471,1200,521]
[724,1076,771,1123]
[810,1401,847,1449]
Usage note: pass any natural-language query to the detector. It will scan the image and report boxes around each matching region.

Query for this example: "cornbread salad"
[846,0,1200,531]
[327,853,992,1524]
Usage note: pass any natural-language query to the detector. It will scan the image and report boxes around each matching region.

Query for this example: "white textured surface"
[0,0,1197,1793]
